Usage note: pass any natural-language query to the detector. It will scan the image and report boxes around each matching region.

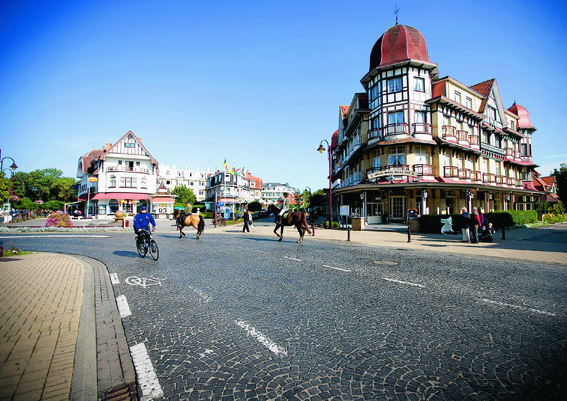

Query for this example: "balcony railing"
[413,164,434,176]
[471,171,482,182]
[521,155,531,162]
[496,175,507,185]
[412,123,431,135]
[514,178,522,187]
[469,135,480,146]
[383,122,409,137]
[444,166,459,178]
[456,130,469,142]
[442,125,457,140]
[107,166,150,174]
[483,173,496,183]
[458,168,471,180]
[505,148,514,158]
[368,128,381,140]
[383,164,410,171]
[514,151,521,159]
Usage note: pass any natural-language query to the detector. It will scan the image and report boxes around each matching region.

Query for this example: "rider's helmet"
[140,206,147,211]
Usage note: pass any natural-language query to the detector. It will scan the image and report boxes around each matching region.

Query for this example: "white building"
[77,131,169,218]
[158,164,213,202]
[261,183,296,205]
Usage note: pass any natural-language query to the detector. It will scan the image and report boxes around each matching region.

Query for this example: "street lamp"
[317,140,333,226]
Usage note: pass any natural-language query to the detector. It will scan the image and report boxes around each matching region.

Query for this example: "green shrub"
[418,210,536,233]
[332,222,339,228]
[544,213,567,224]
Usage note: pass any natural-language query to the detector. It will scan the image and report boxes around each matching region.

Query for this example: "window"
[414,146,428,164]
[389,111,404,125]
[466,97,472,109]
[454,91,461,104]
[370,83,381,100]
[482,130,488,143]
[387,78,402,93]
[388,146,406,165]
[372,150,381,168]
[414,77,425,92]
[125,143,135,148]
[521,144,528,156]
[120,177,137,188]
[141,177,147,188]
[109,200,119,213]
[109,175,116,188]
[415,111,425,124]
[487,106,497,120]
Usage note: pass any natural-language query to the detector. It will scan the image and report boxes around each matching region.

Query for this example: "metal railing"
[458,168,471,180]
[412,123,431,135]
[469,135,480,146]
[444,166,459,178]
[412,164,434,176]
[496,175,507,185]
[483,173,496,183]
[442,125,456,140]
[471,171,482,182]
[456,130,469,142]
[383,122,409,137]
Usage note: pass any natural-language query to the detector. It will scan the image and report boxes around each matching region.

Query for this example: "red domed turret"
[369,25,429,71]
[508,102,534,129]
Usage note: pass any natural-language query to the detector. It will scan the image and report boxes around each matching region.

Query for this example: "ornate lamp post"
[1,149,18,221]
[317,140,333,226]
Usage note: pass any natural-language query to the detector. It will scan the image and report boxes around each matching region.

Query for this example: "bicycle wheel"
[148,239,159,260]
[137,239,147,258]
[149,239,159,261]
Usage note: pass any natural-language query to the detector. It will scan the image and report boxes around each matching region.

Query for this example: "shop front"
[90,192,151,218]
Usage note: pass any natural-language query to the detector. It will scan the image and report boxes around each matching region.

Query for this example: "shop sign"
[368,169,419,180]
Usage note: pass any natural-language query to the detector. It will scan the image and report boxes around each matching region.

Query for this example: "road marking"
[188,285,212,303]
[373,260,399,266]
[254,250,269,254]
[322,265,351,272]
[0,235,110,238]
[284,256,303,262]
[382,278,425,288]
[235,320,288,357]
[130,343,164,399]
[116,295,132,317]
[482,299,556,317]
[109,273,120,285]
[125,276,164,288]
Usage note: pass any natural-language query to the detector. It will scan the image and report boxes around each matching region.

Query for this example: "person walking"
[242,209,251,233]
[470,207,481,244]
[460,207,470,242]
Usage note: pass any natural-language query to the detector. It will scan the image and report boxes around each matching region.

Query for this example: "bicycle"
[136,228,159,260]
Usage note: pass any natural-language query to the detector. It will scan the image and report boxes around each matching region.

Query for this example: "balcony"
[483,173,496,184]
[505,148,515,159]
[471,171,482,182]
[444,166,459,178]
[412,123,431,135]
[442,125,457,142]
[514,178,522,187]
[496,175,508,185]
[456,130,469,142]
[413,164,434,176]
[521,155,531,162]
[469,135,480,147]
[383,122,409,137]
[458,168,471,180]
[383,164,410,172]
[368,128,381,140]
[107,166,151,174]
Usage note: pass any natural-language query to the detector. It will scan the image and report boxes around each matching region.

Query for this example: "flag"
[234,167,241,175]
[229,165,235,175]
[223,159,227,170]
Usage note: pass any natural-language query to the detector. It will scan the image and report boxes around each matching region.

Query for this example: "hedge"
[418,210,537,234]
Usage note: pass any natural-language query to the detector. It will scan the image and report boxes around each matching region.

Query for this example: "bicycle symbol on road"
[125,276,165,288]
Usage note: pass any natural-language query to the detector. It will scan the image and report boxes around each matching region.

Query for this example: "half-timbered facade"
[331,23,548,224]
[77,131,161,218]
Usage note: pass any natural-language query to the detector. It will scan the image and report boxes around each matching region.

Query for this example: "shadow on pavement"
[112,250,142,258]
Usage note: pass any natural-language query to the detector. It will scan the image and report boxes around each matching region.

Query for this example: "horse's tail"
[198,215,205,232]
[302,211,312,234]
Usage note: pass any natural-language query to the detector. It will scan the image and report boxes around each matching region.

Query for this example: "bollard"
[407,224,411,242]
[347,226,351,241]
[312,224,315,236]
[502,225,506,240]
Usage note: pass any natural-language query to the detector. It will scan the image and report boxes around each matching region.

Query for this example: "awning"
[151,197,175,203]
[91,192,151,200]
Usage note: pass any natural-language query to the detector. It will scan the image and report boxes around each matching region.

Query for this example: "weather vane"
[394,2,400,25]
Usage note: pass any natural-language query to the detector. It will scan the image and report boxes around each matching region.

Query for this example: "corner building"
[332,24,545,224]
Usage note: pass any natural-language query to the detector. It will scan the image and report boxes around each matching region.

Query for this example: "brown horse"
[173,210,205,239]
[267,204,312,243]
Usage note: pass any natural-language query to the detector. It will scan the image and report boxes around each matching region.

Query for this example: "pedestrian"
[460,207,470,242]
[248,210,255,232]
[242,209,251,233]
[470,207,481,244]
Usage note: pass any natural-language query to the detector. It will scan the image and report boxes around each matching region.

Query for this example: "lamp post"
[317,140,333,226]
[1,150,18,221]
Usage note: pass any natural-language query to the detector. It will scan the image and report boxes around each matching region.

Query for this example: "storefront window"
[109,200,119,213]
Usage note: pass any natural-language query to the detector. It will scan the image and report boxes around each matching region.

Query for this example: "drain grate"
[100,382,137,401]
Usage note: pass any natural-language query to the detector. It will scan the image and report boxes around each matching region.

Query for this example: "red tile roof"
[469,79,495,113]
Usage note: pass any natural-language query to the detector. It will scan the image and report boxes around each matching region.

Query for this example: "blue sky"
[1,0,566,192]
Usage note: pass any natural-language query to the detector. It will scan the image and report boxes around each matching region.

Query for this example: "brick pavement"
[0,253,83,400]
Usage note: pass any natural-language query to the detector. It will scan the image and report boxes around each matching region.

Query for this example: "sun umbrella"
[174,207,184,210]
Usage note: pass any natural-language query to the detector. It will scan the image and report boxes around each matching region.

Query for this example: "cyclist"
[133,206,156,249]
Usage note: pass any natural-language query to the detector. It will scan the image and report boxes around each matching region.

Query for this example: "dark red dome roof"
[508,102,533,128]
[369,25,429,71]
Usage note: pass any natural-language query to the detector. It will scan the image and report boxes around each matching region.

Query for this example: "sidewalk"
[0,220,565,401]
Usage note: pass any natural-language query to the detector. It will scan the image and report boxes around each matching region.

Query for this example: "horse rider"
[133,206,156,247]
[277,192,290,225]
[176,202,192,226]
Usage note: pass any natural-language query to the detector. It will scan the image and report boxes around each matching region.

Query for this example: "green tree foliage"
[310,189,327,207]
[51,177,78,202]
[12,168,77,202]
[0,173,11,203]
[552,163,567,206]
[247,201,262,212]
[14,197,40,211]
[301,191,311,209]
[43,200,65,211]
[171,186,196,206]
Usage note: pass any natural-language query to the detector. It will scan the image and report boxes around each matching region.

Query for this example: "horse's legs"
[274,224,282,238]
[178,226,184,238]
[193,222,201,239]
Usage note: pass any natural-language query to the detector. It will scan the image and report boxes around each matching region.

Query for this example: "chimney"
[106,143,112,151]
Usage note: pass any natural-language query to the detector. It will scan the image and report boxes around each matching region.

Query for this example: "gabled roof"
[80,149,106,174]
[102,131,158,165]
[340,106,349,119]
[469,78,494,113]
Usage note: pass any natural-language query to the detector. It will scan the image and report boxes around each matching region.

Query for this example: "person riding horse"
[277,192,290,225]
[176,202,192,226]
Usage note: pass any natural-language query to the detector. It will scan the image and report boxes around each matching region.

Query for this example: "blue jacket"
[133,212,156,231]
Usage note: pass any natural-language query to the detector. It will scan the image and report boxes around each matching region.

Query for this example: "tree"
[52,177,78,202]
[310,189,327,208]
[171,186,196,206]
[247,201,262,212]
[43,200,65,211]
[0,173,11,204]
[552,163,567,206]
